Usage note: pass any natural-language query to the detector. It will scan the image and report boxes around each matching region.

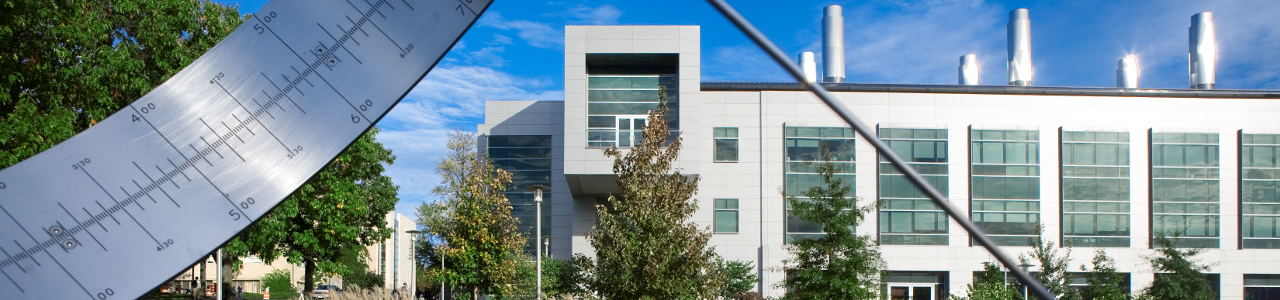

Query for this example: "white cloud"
[566,4,621,25]
[378,66,563,214]
[478,12,564,48]
[488,34,513,45]
[478,4,624,49]
[462,46,508,68]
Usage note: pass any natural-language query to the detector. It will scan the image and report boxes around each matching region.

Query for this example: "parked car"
[311,285,342,299]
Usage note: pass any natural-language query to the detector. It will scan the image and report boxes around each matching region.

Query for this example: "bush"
[262,269,300,300]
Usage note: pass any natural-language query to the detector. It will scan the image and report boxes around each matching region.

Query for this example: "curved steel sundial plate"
[0,0,492,298]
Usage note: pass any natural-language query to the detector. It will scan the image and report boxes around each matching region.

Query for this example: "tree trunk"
[304,259,317,295]
[473,287,479,300]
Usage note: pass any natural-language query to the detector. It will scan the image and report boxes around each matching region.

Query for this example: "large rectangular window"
[715,199,739,233]
[784,127,855,243]
[1246,274,1280,300]
[488,135,553,255]
[1061,131,1131,247]
[878,128,949,245]
[971,129,1040,246]
[586,54,678,148]
[1151,132,1220,248]
[1242,133,1280,249]
[715,128,739,162]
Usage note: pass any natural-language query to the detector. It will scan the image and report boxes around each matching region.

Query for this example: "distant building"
[164,212,415,295]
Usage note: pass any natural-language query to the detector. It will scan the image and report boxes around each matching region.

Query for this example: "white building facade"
[478,25,1280,299]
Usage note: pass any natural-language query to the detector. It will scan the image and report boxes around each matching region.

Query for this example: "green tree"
[261,269,300,300]
[1,0,243,169]
[952,262,1023,300]
[588,88,722,299]
[1081,249,1128,300]
[1019,226,1081,300]
[225,128,400,293]
[778,150,884,300]
[1139,232,1214,300]
[420,130,526,300]
[714,258,759,299]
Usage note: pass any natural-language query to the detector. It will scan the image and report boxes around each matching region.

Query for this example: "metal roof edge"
[699,82,1280,99]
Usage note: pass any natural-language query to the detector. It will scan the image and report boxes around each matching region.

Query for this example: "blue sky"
[212,0,1280,216]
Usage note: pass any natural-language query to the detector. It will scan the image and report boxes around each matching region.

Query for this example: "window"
[971,129,1041,246]
[715,199,739,233]
[586,54,678,148]
[784,127,855,242]
[878,128,949,245]
[1062,131,1131,247]
[489,135,553,255]
[1245,274,1280,300]
[1151,132,1220,248]
[1243,134,1280,249]
[714,128,739,162]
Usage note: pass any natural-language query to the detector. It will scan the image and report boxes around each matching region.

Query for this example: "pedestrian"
[236,285,242,298]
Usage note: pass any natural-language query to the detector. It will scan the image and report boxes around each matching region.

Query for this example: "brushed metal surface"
[0,0,492,299]
[800,52,817,83]
[1118,55,1139,88]
[1190,12,1216,89]
[822,5,845,83]
[960,53,980,85]
[1007,8,1033,86]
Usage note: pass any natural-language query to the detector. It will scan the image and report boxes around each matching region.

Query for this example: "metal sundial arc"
[0,0,494,299]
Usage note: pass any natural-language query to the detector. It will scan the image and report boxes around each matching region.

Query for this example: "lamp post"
[526,185,550,300]
[1019,263,1036,300]
[406,230,423,300]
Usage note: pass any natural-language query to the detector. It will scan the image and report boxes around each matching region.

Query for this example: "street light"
[406,230,424,300]
[525,185,550,300]
[1019,263,1036,300]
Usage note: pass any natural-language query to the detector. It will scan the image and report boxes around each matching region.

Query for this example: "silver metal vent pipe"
[800,51,817,83]
[960,54,980,85]
[1007,8,1033,86]
[1189,12,1216,89]
[822,5,845,83]
[1117,55,1139,88]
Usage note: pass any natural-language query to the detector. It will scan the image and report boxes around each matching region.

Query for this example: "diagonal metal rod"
[704,1,1057,299]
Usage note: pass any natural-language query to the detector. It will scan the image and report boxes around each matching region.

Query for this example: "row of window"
[707,127,1280,249]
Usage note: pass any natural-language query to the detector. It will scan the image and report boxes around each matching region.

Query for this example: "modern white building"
[477,14,1280,300]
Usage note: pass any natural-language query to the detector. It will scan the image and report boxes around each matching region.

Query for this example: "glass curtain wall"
[784,127,855,243]
[585,54,678,147]
[488,135,553,255]
[1151,132,1220,248]
[970,129,1041,246]
[1061,131,1131,247]
[878,128,949,245]
[1242,133,1280,249]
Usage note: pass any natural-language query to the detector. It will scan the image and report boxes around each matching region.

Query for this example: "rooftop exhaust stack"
[800,52,817,83]
[1117,56,1139,88]
[960,54,980,85]
[1189,12,1216,89]
[823,5,845,83]
[1007,8,1033,86]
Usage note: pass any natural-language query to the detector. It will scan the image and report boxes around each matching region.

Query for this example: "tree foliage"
[1082,250,1128,300]
[225,128,399,292]
[588,88,722,299]
[952,262,1023,300]
[1139,232,1214,300]
[1019,226,1081,300]
[778,150,884,300]
[420,130,525,300]
[1,0,244,169]
[714,258,759,299]
[261,269,300,300]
